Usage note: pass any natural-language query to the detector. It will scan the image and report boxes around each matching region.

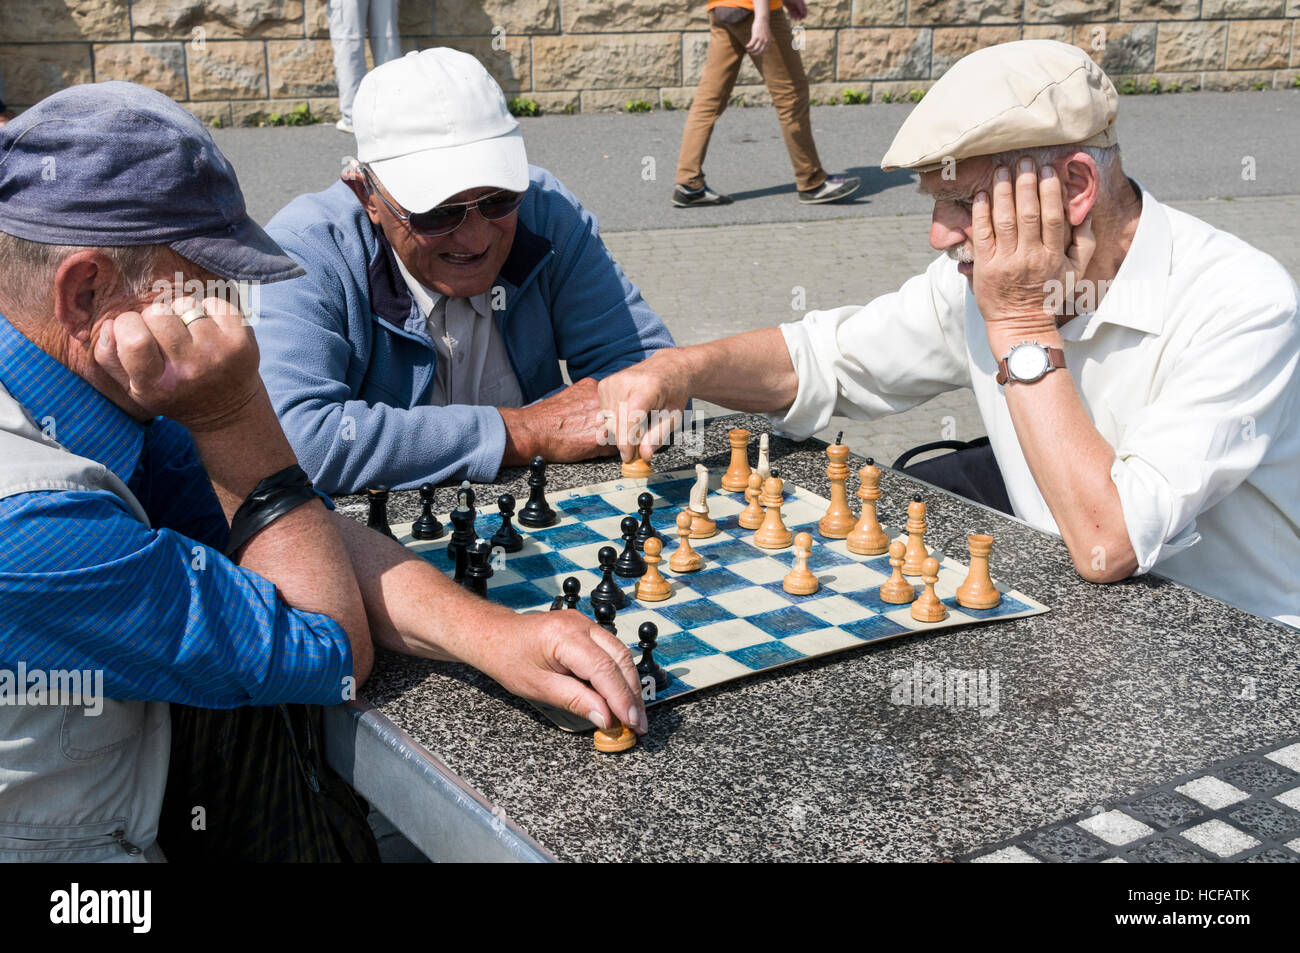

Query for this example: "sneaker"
[672,182,733,208]
[798,174,860,204]
[335,117,355,134]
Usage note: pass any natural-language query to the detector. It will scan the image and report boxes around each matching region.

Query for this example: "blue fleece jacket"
[254,167,674,495]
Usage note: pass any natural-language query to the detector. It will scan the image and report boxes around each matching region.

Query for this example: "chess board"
[393,468,1048,728]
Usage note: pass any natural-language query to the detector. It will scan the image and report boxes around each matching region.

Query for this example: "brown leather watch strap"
[996,346,1066,385]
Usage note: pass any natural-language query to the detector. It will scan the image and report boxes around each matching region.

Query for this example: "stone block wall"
[0,1,1296,123]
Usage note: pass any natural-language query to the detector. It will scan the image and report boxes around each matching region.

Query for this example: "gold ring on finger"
[179,306,210,327]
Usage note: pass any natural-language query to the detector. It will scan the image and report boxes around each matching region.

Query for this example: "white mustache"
[947,245,973,264]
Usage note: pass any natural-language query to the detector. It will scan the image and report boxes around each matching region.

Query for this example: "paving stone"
[1226,799,1300,841]
[1125,835,1213,862]
[1180,819,1260,857]
[1219,757,1298,794]
[1022,824,1110,862]
[970,845,1040,862]
[1120,790,1204,830]
[1175,775,1251,809]
[1077,810,1155,846]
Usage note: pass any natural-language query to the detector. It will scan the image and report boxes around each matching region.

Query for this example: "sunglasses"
[360,165,524,237]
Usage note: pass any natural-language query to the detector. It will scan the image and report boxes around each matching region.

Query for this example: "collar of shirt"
[391,252,492,329]
[1057,178,1170,344]
[0,311,145,485]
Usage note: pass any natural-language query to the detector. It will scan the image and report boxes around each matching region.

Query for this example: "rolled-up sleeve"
[0,490,353,708]
[769,254,972,439]
[1108,286,1300,574]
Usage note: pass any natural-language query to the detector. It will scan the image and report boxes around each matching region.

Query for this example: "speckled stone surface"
[340,415,1300,862]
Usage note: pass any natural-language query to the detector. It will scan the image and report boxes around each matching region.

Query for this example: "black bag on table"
[158,702,379,863]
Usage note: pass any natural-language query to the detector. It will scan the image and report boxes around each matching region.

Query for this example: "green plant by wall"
[842,88,868,105]
[508,97,542,117]
[625,99,653,113]
[1119,78,1139,95]
[663,98,676,111]
[257,103,319,127]
[1147,78,1162,94]
[908,88,925,103]
[879,90,893,103]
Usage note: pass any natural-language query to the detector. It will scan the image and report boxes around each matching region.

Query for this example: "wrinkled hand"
[784,0,809,20]
[971,159,1096,345]
[94,295,264,431]
[595,349,691,465]
[475,608,648,735]
[500,376,618,466]
[746,19,773,56]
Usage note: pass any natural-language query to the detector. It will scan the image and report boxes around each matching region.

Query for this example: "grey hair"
[989,142,1122,184]
[0,230,164,315]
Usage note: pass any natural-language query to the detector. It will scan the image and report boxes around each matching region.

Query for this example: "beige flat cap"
[880,40,1118,172]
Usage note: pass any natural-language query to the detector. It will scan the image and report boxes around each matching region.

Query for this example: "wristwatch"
[996,341,1066,385]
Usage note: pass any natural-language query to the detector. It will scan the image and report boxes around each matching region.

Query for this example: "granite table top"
[336,414,1300,862]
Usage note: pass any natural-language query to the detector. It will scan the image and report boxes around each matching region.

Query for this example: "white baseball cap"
[354,48,529,213]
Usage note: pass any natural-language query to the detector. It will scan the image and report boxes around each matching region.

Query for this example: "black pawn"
[366,487,396,539]
[518,456,557,528]
[489,493,524,553]
[466,539,493,597]
[411,483,444,540]
[633,491,661,551]
[562,576,582,611]
[636,621,668,693]
[590,546,627,611]
[593,600,617,636]
[614,515,647,579]
[549,595,564,611]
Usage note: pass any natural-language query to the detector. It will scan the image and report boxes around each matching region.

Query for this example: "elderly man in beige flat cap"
[596,39,1300,626]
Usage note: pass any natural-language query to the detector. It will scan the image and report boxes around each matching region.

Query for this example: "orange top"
[708,1,783,10]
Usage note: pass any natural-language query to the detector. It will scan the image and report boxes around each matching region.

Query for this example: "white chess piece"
[688,463,717,538]
[757,433,771,480]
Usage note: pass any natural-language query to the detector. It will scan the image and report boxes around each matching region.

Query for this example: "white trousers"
[328,0,402,122]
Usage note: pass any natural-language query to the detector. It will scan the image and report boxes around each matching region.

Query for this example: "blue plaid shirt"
[0,313,353,707]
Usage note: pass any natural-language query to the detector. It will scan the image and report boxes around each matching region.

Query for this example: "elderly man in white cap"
[256,48,674,495]
[596,39,1300,626]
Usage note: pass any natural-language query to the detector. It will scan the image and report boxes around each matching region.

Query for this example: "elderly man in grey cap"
[0,82,646,862]
[597,40,1300,626]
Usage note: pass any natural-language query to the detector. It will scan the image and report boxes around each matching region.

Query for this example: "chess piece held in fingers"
[846,459,889,555]
[956,533,1001,609]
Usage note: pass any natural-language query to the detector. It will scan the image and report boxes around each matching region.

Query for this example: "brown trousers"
[676,8,826,192]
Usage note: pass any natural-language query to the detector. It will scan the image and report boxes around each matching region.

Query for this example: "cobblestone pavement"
[604,193,1300,466]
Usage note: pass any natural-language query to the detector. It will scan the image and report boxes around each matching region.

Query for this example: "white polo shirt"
[393,253,525,410]
[772,186,1300,626]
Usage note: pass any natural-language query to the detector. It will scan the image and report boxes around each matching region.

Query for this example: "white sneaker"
[335,117,355,134]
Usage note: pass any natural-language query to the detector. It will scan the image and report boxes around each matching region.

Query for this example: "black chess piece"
[447,484,477,571]
[518,456,557,527]
[365,487,396,539]
[614,515,647,579]
[636,621,668,694]
[466,539,493,597]
[549,595,564,611]
[489,493,524,553]
[633,491,662,551]
[562,576,582,611]
[411,483,445,540]
[593,600,617,636]
[590,546,627,611]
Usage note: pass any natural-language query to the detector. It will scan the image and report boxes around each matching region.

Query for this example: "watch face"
[1007,344,1050,381]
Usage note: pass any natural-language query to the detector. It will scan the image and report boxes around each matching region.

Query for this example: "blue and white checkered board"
[394,468,1047,718]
